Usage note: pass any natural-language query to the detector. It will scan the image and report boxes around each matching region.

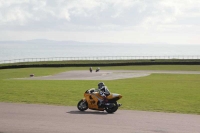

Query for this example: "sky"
[0,0,200,45]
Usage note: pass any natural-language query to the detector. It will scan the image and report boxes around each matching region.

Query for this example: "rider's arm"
[99,91,106,97]
[88,88,96,93]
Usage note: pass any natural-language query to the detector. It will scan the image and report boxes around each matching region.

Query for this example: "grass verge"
[0,66,200,114]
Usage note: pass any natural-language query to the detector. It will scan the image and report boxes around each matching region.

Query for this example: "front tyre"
[77,99,88,111]
[105,102,118,113]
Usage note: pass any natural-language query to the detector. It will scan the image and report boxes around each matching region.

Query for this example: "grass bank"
[0,66,200,114]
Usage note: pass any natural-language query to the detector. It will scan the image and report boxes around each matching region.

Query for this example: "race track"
[17,70,200,80]
[0,103,200,133]
[4,70,200,132]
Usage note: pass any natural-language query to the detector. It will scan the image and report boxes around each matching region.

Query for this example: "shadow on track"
[66,110,113,115]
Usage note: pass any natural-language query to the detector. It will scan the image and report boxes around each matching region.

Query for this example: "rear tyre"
[77,99,88,111]
[105,102,118,113]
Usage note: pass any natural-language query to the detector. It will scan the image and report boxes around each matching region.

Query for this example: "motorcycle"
[96,67,100,72]
[89,67,92,73]
[77,89,122,113]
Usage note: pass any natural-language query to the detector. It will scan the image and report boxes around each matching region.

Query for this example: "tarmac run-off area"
[0,103,200,133]
[1,70,200,133]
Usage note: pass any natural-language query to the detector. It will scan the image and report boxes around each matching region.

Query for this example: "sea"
[0,43,200,62]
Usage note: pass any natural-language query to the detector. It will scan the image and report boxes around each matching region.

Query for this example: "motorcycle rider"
[89,67,92,73]
[96,67,100,72]
[97,82,110,96]
[90,82,110,106]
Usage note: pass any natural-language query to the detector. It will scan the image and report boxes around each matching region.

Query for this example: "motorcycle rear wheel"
[77,99,88,111]
[105,102,118,113]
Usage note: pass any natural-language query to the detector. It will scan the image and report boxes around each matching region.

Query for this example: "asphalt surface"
[4,70,200,132]
[18,70,200,80]
[0,103,200,133]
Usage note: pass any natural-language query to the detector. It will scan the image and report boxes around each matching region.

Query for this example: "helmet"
[98,82,105,89]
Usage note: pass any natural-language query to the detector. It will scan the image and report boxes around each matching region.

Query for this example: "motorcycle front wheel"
[77,99,88,111]
[105,102,118,113]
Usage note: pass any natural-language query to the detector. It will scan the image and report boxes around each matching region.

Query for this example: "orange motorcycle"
[77,89,122,113]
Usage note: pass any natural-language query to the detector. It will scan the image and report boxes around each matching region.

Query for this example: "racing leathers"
[90,86,110,106]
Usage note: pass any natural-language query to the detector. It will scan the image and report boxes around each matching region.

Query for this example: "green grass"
[0,65,200,114]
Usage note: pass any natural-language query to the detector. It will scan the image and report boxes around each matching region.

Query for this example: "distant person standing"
[89,67,92,73]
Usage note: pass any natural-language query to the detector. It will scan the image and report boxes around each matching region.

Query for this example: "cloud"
[0,0,200,44]
[0,0,200,31]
